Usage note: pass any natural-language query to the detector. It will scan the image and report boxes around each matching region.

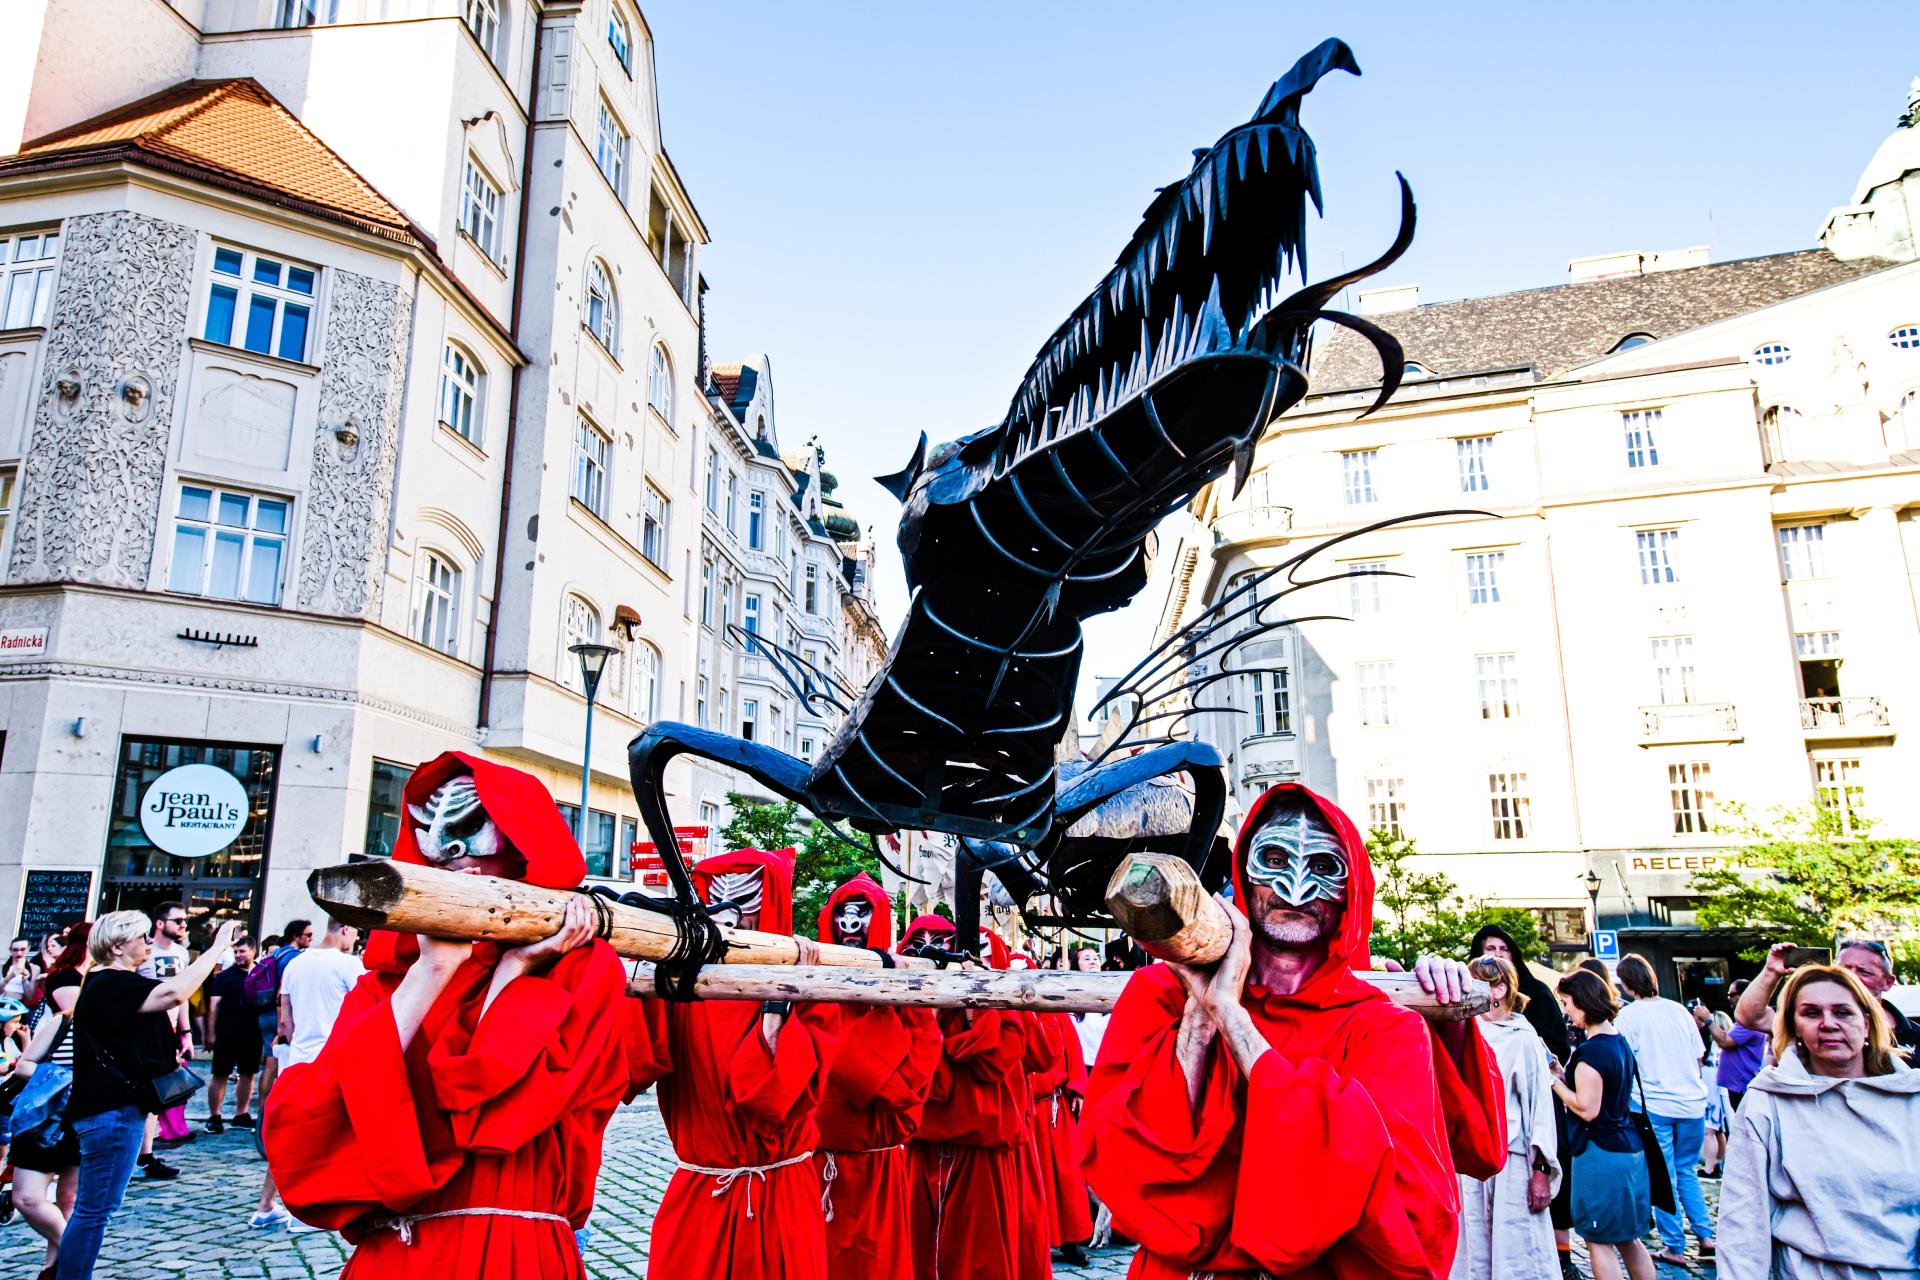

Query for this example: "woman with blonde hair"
[1451,954,1561,1280]
[1719,964,1919,1280]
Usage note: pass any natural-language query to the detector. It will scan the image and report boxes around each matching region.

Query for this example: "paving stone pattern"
[0,1093,1713,1278]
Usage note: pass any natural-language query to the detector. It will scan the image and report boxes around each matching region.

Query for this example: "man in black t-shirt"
[204,938,261,1133]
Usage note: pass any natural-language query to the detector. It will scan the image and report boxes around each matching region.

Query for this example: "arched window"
[648,344,674,424]
[462,0,501,59]
[585,260,618,354]
[439,342,485,444]
[561,594,601,692]
[1611,332,1655,353]
[1752,342,1792,367]
[412,549,462,656]
[1891,325,1920,351]
[631,641,661,722]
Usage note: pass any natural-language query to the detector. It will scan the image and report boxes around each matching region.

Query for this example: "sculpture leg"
[626,722,817,909]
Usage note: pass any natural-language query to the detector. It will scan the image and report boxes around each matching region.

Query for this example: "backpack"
[243,947,294,1009]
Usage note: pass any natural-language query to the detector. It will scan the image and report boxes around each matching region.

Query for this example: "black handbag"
[1629,1054,1679,1216]
[84,1023,204,1115]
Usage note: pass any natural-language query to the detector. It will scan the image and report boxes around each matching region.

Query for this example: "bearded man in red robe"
[628,846,836,1280]
[812,873,942,1280]
[900,914,1032,1280]
[265,752,629,1279]
[1080,782,1503,1280]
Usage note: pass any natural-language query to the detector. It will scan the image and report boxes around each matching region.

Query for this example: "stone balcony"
[1209,505,1293,547]
[1639,702,1741,745]
[1799,696,1894,740]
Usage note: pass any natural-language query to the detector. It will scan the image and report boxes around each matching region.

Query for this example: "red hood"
[898,914,955,955]
[816,872,894,948]
[1230,782,1379,1010]
[983,930,1014,970]
[366,751,582,975]
[694,847,797,935]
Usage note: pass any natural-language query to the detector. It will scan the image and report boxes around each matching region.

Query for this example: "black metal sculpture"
[626,38,1413,952]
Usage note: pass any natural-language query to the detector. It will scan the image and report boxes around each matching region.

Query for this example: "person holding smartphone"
[1737,940,1920,1054]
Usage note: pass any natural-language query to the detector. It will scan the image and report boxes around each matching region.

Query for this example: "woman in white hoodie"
[1719,963,1920,1280]
[1452,954,1562,1280]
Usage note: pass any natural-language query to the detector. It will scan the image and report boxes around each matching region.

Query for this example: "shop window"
[363,759,413,857]
[103,737,279,926]
[556,803,616,878]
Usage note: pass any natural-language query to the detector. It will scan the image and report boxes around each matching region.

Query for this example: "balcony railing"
[1800,696,1892,734]
[1640,702,1740,743]
[1209,505,1293,546]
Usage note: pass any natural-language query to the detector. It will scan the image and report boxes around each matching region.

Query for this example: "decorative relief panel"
[298,268,410,618]
[6,211,195,586]
[192,365,296,469]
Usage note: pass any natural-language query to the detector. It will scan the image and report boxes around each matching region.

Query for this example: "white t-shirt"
[1074,1010,1109,1066]
[1617,995,1708,1118]
[281,945,365,1067]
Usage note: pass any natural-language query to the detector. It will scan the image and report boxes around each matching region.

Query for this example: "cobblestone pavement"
[1,1091,1719,1279]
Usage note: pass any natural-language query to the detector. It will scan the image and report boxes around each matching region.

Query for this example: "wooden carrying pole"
[307,860,920,970]
[626,962,1480,1019]
[307,858,1484,1020]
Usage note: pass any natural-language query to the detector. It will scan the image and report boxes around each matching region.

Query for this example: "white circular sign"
[140,764,249,858]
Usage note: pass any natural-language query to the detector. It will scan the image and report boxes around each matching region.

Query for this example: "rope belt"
[372,1206,572,1246]
[676,1150,815,1220]
[818,1144,904,1222]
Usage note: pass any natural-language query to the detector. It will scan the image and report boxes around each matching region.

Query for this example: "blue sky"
[646,3,1915,711]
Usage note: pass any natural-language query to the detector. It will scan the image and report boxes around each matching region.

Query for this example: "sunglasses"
[1839,938,1891,962]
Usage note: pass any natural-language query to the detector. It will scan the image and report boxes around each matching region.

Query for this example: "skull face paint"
[1245,798,1349,909]
[832,898,874,947]
[407,775,506,867]
[703,869,765,930]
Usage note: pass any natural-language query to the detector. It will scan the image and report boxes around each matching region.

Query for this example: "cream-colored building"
[1153,93,1920,994]
[0,0,862,940]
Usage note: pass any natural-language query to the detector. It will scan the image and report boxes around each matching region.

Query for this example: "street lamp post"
[570,642,620,858]
[1583,869,1603,950]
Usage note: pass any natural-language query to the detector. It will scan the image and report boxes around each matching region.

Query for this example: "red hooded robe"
[627,846,838,1280]
[903,914,1032,1280]
[1030,1007,1094,1248]
[811,874,943,1280]
[1078,782,1505,1280]
[265,752,631,1279]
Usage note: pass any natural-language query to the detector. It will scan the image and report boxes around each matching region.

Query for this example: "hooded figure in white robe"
[1718,1047,1920,1280]
[1451,1007,1562,1280]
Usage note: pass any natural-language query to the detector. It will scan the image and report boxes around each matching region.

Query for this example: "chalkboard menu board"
[16,868,94,944]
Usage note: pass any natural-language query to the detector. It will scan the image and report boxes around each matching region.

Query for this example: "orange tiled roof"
[9,79,421,245]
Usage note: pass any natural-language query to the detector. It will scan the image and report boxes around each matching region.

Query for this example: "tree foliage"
[1690,802,1920,976]
[1366,830,1542,967]
[793,819,883,927]
[717,791,804,854]
[715,792,885,929]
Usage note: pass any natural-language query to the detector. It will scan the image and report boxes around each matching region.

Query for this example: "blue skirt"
[1570,1145,1652,1245]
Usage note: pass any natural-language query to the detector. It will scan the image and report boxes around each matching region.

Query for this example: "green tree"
[1690,802,1920,976]
[792,820,883,927]
[1366,830,1541,966]
[717,791,804,854]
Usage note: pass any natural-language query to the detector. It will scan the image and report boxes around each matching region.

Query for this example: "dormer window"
[1402,361,1434,379]
[1752,342,1792,366]
[1611,332,1654,353]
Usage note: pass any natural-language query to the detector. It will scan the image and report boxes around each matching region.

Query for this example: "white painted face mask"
[1245,802,1349,908]
[407,775,505,866]
[704,869,765,928]
[832,898,873,945]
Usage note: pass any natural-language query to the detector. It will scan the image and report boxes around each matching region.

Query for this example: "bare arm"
[10,1007,68,1079]
[1549,1060,1604,1122]
[138,921,240,1015]
[1735,944,1795,1034]
[1166,897,1259,1102]
[1710,1023,1740,1050]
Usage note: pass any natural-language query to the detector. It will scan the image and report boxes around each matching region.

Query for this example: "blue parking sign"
[1593,930,1620,961]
